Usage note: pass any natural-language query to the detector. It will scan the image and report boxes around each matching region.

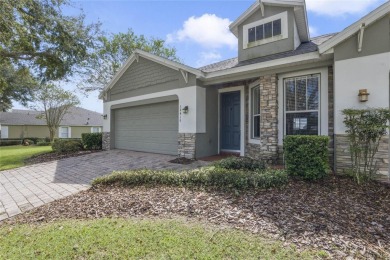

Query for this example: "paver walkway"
[0,150,208,221]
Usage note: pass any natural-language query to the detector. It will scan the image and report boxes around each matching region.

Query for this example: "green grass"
[0,145,52,171]
[0,218,325,259]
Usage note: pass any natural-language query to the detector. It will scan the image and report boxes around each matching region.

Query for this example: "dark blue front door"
[220,91,241,151]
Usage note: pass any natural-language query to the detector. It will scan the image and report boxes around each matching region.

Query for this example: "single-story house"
[100,0,390,176]
[0,107,103,139]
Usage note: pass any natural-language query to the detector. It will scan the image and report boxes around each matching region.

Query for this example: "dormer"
[230,0,310,62]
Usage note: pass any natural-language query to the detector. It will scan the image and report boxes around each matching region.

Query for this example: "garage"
[113,101,179,155]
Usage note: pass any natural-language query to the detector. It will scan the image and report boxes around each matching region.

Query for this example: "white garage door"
[114,101,179,155]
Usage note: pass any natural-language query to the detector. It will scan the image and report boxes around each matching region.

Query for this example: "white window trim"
[59,126,71,138]
[243,11,288,50]
[277,68,329,145]
[218,86,245,156]
[91,126,102,133]
[248,80,261,144]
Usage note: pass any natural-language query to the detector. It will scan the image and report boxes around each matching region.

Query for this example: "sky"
[12,0,388,113]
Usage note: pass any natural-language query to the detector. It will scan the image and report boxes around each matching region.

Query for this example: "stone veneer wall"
[335,135,389,175]
[178,133,196,159]
[328,66,335,170]
[102,132,111,150]
[245,74,279,164]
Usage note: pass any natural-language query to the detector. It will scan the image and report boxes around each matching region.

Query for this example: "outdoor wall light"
[358,89,370,102]
[182,106,189,114]
[103,114,108,119]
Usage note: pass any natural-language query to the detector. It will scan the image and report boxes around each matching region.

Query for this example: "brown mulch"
[3,177,390,258]
[24,150,102,165]
[169,157,196,165]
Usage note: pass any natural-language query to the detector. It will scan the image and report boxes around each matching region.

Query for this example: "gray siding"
[238,6,296,62]
[195,87,219,158]
[113,101,179,155]
[334,16,390,61]
[107,57,196,102]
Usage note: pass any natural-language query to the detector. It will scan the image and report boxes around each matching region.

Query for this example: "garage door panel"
[114,101,178,155]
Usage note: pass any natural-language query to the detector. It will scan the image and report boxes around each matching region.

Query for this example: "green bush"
[0,139,22,146]
[36,141,51,146]
[22,137,40,144]
[92,167,288,190]
[52,139,83,153]
[284,135,329,181]
[82,133,103,150]
[214,157,266,171]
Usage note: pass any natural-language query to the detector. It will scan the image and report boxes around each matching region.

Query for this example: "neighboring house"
[0,107,103,139]
[100,0,390,176]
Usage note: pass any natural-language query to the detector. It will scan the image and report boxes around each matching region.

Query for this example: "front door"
[220,91,241,151]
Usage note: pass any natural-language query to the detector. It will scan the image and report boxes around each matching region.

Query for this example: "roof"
[229,0,310,42]
[198,33,336,73]
[99,49,205,98]
[0,107,103,126]
[319,1,390,54]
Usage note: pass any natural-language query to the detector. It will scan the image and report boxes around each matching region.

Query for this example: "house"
[0,107,103,139]
[100,0,390,175]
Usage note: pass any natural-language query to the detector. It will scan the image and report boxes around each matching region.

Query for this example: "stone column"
[178,133,196,159]
[102,132,111,150]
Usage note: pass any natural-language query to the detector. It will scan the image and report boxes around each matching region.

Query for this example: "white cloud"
[306,0,385,16]
[167,14,237,49]
[196,51,222,67]
[309,26,319,36]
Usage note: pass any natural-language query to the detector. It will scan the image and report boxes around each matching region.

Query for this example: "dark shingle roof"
[198,33,337,73]
[0,107,103,126]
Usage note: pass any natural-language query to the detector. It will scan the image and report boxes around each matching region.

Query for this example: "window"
[59,127,69,138]
[251,86,261,139]
[284,74,320,136]
[91,127,101,133]
[243,12,287,49]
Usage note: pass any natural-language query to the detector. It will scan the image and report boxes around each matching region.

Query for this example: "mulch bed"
[3,177,390,258]
[24,150,102,165]
[169,157,196,165]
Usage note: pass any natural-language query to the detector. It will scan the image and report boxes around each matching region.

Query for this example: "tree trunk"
[49,128,56,142]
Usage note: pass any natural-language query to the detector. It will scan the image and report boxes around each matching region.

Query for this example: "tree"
[78,29,179,92]
[0,0,100,107]
[33,84,80,141]
[0,60,38,111]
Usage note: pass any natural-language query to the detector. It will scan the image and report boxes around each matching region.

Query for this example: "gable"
[108,56,197,102]
[334,15,390,61]
[237,5,297,61]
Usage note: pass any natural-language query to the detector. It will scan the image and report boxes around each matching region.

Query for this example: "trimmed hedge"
[284,135,330,181]
[36,141,51,146]
[0,139,22,146]
[52,139,83,153]
[92,167,288,190]
[214,157,266,171]
[81,133,102,150]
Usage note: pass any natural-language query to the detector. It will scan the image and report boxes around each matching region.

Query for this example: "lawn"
[0,145,52,171]
[0,218,323,259]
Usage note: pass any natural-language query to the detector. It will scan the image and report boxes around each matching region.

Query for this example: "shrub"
[22,137,40,144]
[81,133,103,150]
[214,157,266,171]
[92,167,288,190]
[0,139,22,146]
[342,108,390,184]
[284,135,329,181]
[36,141,51,146]
[52,139,83,153]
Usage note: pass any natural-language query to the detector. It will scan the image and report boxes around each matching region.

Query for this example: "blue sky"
[12,0,388,113]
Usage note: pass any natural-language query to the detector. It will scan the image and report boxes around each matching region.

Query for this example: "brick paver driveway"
[0,150,208,221]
